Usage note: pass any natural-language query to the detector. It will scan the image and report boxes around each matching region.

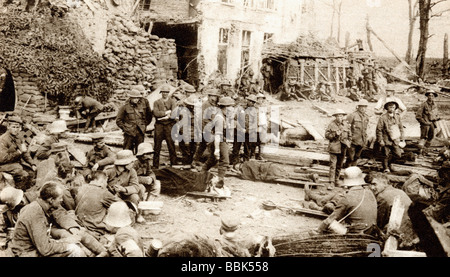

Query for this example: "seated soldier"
[82,133,116,180]
[104,150,146,224]
[0,115,36,190]
[33,120,68,161]
[104,201,145,257]
[73,171,121,238]
[134,143,161,201]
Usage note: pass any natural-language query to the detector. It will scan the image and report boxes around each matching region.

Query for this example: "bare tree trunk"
[405,0,418,64]
[444,33,448,76]
[366,15,374,52]
[416,0,431,80]
[337,0,342,43]
[330,0,336,38]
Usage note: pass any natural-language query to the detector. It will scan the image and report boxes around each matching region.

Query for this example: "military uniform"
[376,111,404,172]
[325,115,352,187]
[75,96,104,131]
[0,130,35,187]
[416,92,440,149]
[346,108,369,166]
[116,97,152,154]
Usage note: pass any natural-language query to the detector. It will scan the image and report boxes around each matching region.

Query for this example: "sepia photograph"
[0,0,449,266]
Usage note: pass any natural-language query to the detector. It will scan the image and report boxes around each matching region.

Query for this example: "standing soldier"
[376,99,405,173]
[416,90,440,155]
[74,95,104,133]
[192,88,221,167]
[345,99,369,167]
[0,115,36,189]
[325,109,352,190]
[178,95,199,166]
[202,96,235,196]
[116,89,152,155]
[152,84,179,169]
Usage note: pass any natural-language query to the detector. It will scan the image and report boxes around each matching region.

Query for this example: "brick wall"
[149,0,190,20]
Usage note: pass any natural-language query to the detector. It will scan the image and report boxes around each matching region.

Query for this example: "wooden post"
[444,33,448,76]
[335,61,339,92]
[314,60,319,84]
[300,60,305,83]
[382,196,427,257]
[343,66,346,89]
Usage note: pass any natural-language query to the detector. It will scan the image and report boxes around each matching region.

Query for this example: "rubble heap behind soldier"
[152,84,179,169]
[325,109,352,190]
[116,89,152,155]
[10,181,84,257]
[0,115,36,190]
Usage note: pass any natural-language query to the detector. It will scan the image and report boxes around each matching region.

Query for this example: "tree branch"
[431,7,450,17]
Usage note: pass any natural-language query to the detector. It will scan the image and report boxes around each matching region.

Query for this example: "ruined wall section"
[102,15,178,102]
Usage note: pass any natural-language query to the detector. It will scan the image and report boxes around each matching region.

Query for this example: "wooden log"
[297,119,324,140]
[382,197,427,257]
[424,211,450,257]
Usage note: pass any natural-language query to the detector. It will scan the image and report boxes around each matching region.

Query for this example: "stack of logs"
[102,15,178,102]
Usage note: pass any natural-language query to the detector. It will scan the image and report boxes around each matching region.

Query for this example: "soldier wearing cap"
[376,99,405,173]
[325,109,352,189]
[202,96,235,194]
[83,133,116,179]
[311,166,377,235]
[345,99,369,167]
[104,149,146,223]
[116,89,153,155]
[0,115,36,189]
[33,119,68,161]
[192,88,221,167]
[152,84,179,169]
[134,142,161,200]
[74,95,104,132]
[416,89,440,153]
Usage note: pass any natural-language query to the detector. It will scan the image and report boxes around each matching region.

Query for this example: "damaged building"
[136,0,304,88]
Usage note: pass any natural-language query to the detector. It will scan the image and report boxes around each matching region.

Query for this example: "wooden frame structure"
[283,56,349,93]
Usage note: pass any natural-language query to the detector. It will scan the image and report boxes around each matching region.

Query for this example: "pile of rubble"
[103,15,178,101]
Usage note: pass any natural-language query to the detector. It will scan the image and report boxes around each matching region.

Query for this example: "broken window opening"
[139,0,151,11]
[219,28,229,45]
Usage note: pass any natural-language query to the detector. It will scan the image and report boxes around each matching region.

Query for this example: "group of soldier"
[324,84,441,192]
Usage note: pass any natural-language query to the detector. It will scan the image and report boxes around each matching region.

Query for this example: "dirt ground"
[2,82,441,257]
[130,82,445,252]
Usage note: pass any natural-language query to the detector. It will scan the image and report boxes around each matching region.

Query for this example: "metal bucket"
[146,239,163,257]
[328,220,347,235]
